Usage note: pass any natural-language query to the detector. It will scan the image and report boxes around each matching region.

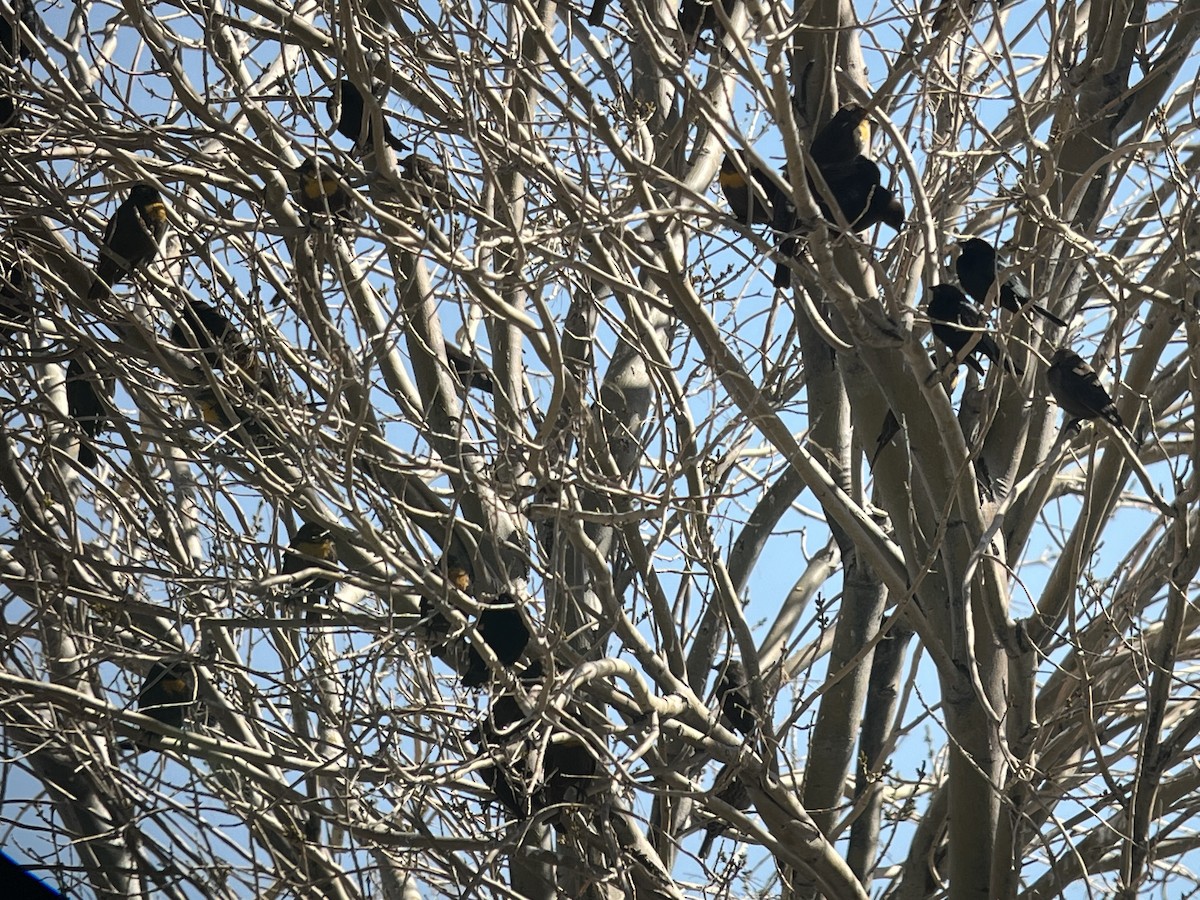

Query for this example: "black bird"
[88,183,169,300]
[462,592,531,688]
[444,341,495,394]
[1047,348,1131,437]
[0,94,16,129]
[0,2,37,61]
[293,157,353,218]
[714,659,755,735]
[419,552,474,642]
[719,151,783,227]
[170,300,243,369]
[326,79,406,156]
[698,762,753,857]
[956,237,1068,328]
[809,103,871,168]
[927,285,1018,376]
[678,0,738,44]
[400,153,460,209]
[541,737,603,823]
[0,258,33,337]
[280,522,338,600]
[66,355,115,469]
[814,154,905,234]
[720,152,799,287]
[123,659,197,751]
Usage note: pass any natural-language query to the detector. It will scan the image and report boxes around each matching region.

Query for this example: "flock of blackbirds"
[0,0,1136,862]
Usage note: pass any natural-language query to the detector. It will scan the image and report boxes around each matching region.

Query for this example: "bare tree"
[0,0,1197,897]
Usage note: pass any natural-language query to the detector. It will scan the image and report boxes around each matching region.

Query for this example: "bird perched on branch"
[66,355,115,469]
[809,102,872,167]
[927,285,1020,376]
[462,593,531,688]
[956,237,1067,328]
[280,523,339,602]
[121,658,197,752]
[678,0,738,46]
[720,151,798,287]
[1047,348,1136,444]
[326,79,406,156]
[698,761,753,857]
[444,341,495,395]
[170,300,244,370]
[88,183,169,300]
[0,258,33,337]
[714,659,755,736]
[293,157,353,219]
[0,2,38,62]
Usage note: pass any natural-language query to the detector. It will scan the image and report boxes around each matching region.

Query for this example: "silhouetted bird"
[927,285,1018,376]
[444,342,495,394]
[122,659,197,751]
[281,522,338,601]
[809,103,871,168]
[719,151,783,227]
[170,300,243,369]
[400,153,459,209]
[66,355,115,468]
[541,737,603,823]
[678,0,738,44]
[720,151,799,287]
[293,157,353,218]
[326,79,406,156]
[88,183,168,300]
[0,2,38,61]
[956,237,1067,328]
[698,762,752,857]
[714,659,755,735]
[0,258,32,337]
[462,593,531,688]
[1047,347,1132,437]
[0,94,16,129]
[814,154,905,234]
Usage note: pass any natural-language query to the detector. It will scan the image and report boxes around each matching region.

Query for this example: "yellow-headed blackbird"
[0,258,32,337]
[281,522,338,600]
[88,183,168,300]
[1047,348,1128,435]
[419,552,474,640]
[66,355,115,469]
[444,341,495,395]
[0,850,66,899]
[0,3,37,62]
[719,151,784,227]
[809,103,871,168]
[122,658,197,751]
[0,94,16,129]
[170,300,243,369]
[293,157,353,218]
[927,285,1019,376]
[956,237,1068,328]
[462,592,530,688]
[698,761,752,857]
[326,79,406,156]
[720,152,799,287]
[714,659,754,736]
